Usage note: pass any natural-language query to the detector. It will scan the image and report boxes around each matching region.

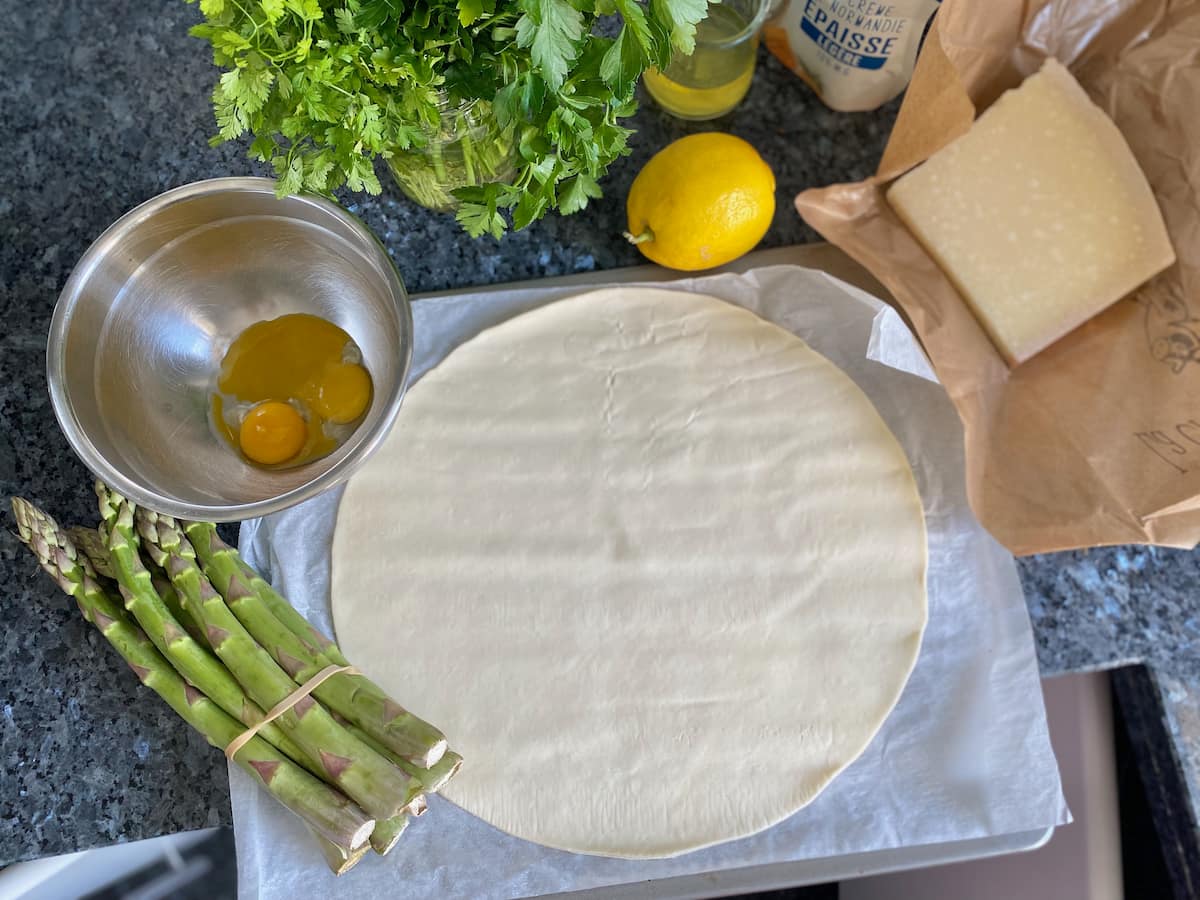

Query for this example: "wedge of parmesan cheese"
[887,58,1175,365]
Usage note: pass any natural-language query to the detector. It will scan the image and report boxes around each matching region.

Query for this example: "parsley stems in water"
[387,101,517,212]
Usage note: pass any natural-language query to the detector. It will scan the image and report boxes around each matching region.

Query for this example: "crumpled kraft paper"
[229,266,1066,899]
[796,0,1200,555]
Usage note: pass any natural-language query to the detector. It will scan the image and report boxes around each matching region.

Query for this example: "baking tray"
[417,244,890,303]
[415,243,1055,897]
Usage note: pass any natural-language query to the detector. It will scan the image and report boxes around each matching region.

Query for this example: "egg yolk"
[212,314,374,468]
[239,402,308,465]
[312,362,372,424]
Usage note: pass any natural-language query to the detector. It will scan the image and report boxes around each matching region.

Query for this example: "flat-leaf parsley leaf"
[184,0,710,235]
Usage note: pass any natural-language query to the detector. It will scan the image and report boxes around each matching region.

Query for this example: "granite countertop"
[2,0,1198,870]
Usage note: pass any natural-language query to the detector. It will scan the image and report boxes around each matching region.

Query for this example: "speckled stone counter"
[2,0,1197,869]
[1019,548,1200,829]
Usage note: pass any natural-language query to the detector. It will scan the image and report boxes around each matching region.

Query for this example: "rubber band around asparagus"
[223,663,359,759]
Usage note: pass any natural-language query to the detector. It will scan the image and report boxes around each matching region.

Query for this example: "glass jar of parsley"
[386,97,518,213]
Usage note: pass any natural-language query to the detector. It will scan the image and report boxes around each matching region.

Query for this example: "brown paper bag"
[796,0,1200,555]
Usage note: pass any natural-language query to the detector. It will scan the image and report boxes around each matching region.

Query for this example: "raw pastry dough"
[331,288,927,858]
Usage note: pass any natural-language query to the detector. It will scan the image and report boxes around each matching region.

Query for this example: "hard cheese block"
[887,58,1175,365]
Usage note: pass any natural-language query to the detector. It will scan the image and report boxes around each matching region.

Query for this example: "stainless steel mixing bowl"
[48,177,413,521]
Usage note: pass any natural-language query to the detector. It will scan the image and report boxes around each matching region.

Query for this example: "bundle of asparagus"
[12,484,461,876]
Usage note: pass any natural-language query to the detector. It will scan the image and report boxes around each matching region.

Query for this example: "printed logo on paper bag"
[1140,288,1200,374]
[797,0,909,71]
[1132,286,1200,474]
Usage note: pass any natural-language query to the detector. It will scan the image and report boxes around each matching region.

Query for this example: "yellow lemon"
[625,133,776,271]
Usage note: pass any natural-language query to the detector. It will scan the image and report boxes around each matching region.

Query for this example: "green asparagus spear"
[311,825,373,875]
[66,525,116,580]
[404,793,428,818]
[326,715,443,852]
[89,485,318,779]
[128,518,221,645]
[70,519,203,644]
[149,570,206,645]
[144,516,421,820]
[140,514,434,855]
[11,499,375,854]
[368,812,411,856]
[182,519,448,767]
[334,710,463,795]
[69,524,194,645]
[69,524,199,643]
[140,511,448,769]
[406,749,463,795]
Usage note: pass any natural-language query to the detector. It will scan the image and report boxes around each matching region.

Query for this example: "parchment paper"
[231,266,1067,899]
[796,0,1200,555]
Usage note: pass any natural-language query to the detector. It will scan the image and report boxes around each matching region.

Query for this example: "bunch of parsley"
[186,0,709,236]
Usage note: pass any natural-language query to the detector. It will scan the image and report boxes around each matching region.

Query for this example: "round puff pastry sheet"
[331,287,928,858]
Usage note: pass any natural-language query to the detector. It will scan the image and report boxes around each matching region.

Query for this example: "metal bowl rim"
[47,176,414,522]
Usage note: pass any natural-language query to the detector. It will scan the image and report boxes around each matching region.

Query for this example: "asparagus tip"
[11,497,34,538]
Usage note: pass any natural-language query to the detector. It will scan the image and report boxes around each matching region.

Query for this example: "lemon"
[625,133,776,271]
